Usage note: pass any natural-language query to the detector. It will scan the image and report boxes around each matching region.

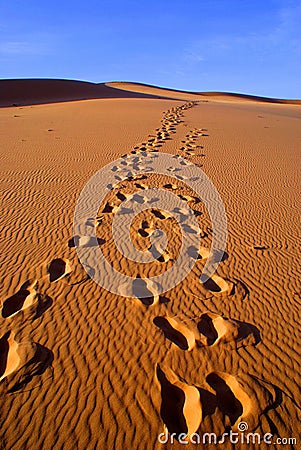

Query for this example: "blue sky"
[1,0,300,98]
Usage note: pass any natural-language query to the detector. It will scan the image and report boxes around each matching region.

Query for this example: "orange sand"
[0,81,300,449]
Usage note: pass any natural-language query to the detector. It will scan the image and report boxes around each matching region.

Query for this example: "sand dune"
[0,79,173,107]
[107,81,301,105]
[0,80,300,449]
[1,78,300,107]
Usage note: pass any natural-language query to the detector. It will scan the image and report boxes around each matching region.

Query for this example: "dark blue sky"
[1,0,300,98]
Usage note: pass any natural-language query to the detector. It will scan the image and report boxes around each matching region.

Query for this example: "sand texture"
[0,81,300,449]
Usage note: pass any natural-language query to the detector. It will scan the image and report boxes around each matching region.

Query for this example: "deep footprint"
[48,258,72,282]
[153,316,195,350]
[206,372,243,426]
[0,331,20,381]
[201,275,234,296]
[119,277,160,306]
[198,312,260,347]
[156,365,202,439]
[1,280,38,318]
[205,371,277,431]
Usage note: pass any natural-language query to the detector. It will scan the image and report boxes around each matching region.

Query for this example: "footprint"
[181,223,202,235]
[206,372,277,431]
[138,220,165,241]
[116,191,127,202]
[147,241,173,263]
[134,183,148,190]
[163,183,179,190]
[137,219,156,238]
[187,245,210,260]
[167,167,181,173]
[1,280,38,319]
[253,245,268,251]
[48,258,72,282]
[0,331,20,381]
[178,194,200,204]
[206,372,243,426]
[154,250,173,263]
[132,174,148,181]
[151,209,172,220]
[102,202,118,214]
[118,277,161,306]
[201,275,234,296]
[138,228,152,238]
[131,193,151,204]
[0,333,53,392]
[68,236,105,248]
[153,316,196,350]
[197,313,260,347]
[156,365,202,440]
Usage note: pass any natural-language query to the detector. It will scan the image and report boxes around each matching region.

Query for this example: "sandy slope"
[0,79,175,107]
[107,81,301,104]
[0,82,300,450]
[1,79,300,106]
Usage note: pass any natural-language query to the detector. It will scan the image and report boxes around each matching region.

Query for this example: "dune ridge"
[1,78,300,107]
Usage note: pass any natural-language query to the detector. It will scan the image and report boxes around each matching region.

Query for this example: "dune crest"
[1,78,300,107]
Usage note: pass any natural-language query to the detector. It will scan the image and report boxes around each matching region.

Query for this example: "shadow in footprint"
[202,278,222,293]
[192,209,203,217]
[163,183,178,190]
[8,343,54,393]
[211,249,228,262]
[153,317,189,350]
[2,287,31,318]
[159,296,170,304]
[182,224,201,235]
[198,314,219,345]
[138,228,150,238]
[68,236,79,247]
[198,387,217,418]
[232,279,250,300]
[102,202,115,213]
[206,373,243,425]
[132,194,148,204]
[0,332,10,378]
[198,314,261,347]
[35,295,53,319]
[116,192,127,202]
[156,366,188,438]
[132,278,156,306]
[151,209,167,220]
[238,321,261,346]
[48,259,71,282]
[68,236,105,248]
[1,281,37,319]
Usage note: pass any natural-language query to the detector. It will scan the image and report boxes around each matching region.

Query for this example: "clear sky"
[1,0,300,98]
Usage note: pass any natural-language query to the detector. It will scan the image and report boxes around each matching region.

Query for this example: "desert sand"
[0,80,300,449]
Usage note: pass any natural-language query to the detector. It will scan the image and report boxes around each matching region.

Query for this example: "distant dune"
[107,81,301,105]
[0,79,170,107]
[0,78,300,107]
